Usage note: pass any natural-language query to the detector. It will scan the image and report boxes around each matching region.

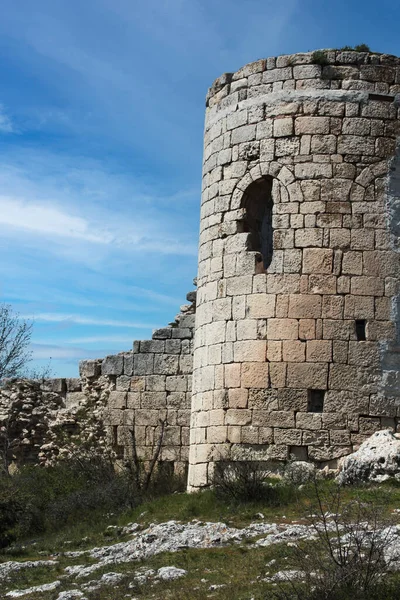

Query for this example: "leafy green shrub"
[214,460,294,505]
[311,50,329,66]
[0,451,186,548]
[355,43,371,52]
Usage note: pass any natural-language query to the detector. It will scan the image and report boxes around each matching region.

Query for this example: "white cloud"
[24,312,159,328]
[61,335,137,344]
[0,105,15,133]
[30,343,93,360]
[0,196,111,243]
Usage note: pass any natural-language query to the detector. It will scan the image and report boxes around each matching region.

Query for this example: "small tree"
[0,304,33,381]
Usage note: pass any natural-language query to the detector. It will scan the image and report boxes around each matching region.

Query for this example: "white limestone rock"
[156,566,187,581]
[338,430,400,484]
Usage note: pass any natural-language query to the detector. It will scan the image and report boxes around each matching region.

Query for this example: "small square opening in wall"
[307,389,325,413]
[355,320,366,341]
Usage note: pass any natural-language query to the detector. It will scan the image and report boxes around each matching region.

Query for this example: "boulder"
[337,429,400,485]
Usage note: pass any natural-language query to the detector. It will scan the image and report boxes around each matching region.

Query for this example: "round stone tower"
[188,49,400,490]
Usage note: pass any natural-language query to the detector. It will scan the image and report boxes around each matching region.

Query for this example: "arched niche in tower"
[241,176,274,271]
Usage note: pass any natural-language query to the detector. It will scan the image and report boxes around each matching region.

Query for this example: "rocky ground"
[2,512,400,600]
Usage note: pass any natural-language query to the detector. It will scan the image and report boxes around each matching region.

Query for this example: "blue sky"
[0,0,398,377]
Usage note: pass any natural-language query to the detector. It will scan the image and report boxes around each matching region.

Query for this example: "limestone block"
[168,392,190,409]
[270,363,288,388]
[267,340,282,362]
[308,275,337,295]
[188,462,208,489]
[308,444,352,461]
[302,430,329,445]
[226,275,253,296]
[260,139,275,161]
[66,378,81,392]
[259,427,274,443]
[246,294,276,318]
[302,248,333,274]
[274,428,302,444]
[286,363,328,389]
[330,228,350,248]
[293,64,321,79]
[273,117,294,137]
[282,340,306,362]
[165,339,182,354]
[231,124,256,144]
[131,376,145,391]
[275,137,300,157]
[347,341,380,368]
[140,340,165,353]
[240,426,257,444]
[205,321,226,345]
[152,327,172,339]
[233,340,267,362]
[248,388,278,410]
[179,355,193,374]
[108,391,127,409]
[233,58,266,80]
[342,117,370,135]
[241,362,269,388]
[225,409,252,425]
[226,110,248,130]
[295,163,333,179]
[322,412,347,430]
[322,296,344,320]
[208,344,222,365]
[369,394,397,417]
[359,417,381,434]
[213,297,232,321]
[267,318,298,340]
[296,412,322,430]
[228,388,248,408]
[278,389,308,411]
[116,375,131,391]
[79,360,101,378]
[224,363,241,388]
[299,319,316,340]
[134,354,154,376]
[306,340,332,362]
[126,392,140,409]
[166,376,188,392]
[269,410,295,428]
[154,355,180,376]
[338,135,375,155]
[344,295,374,319]
[328,364,370,392]
[65,392,86,409]
[295,117,330,135]
[295,229,323,248]
[350,277,384,297]
[351,229,375,250]
[108,409,125,426]
[102,355,124,376]
[236,319,257,340]
[263,67,292,82]
[288,295,322,319]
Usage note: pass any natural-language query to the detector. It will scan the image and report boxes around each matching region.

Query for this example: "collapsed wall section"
[0,292,195,472]
[188,49,400,490]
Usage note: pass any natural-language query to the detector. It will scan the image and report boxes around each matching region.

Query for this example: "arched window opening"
[241,177,274,270]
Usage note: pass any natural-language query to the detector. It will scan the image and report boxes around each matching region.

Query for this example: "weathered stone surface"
[338,430,400,484]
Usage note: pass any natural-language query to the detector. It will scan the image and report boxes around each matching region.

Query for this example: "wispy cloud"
[0,196,111,243]
[31,343,96,360]
[0,105,15,133]
[23,312,160,329]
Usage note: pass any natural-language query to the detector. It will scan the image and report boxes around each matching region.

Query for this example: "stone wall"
[0,291,195,473]
[188,49,400,490]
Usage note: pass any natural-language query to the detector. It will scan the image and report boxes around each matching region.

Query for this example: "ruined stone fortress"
[1,49,399,490]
